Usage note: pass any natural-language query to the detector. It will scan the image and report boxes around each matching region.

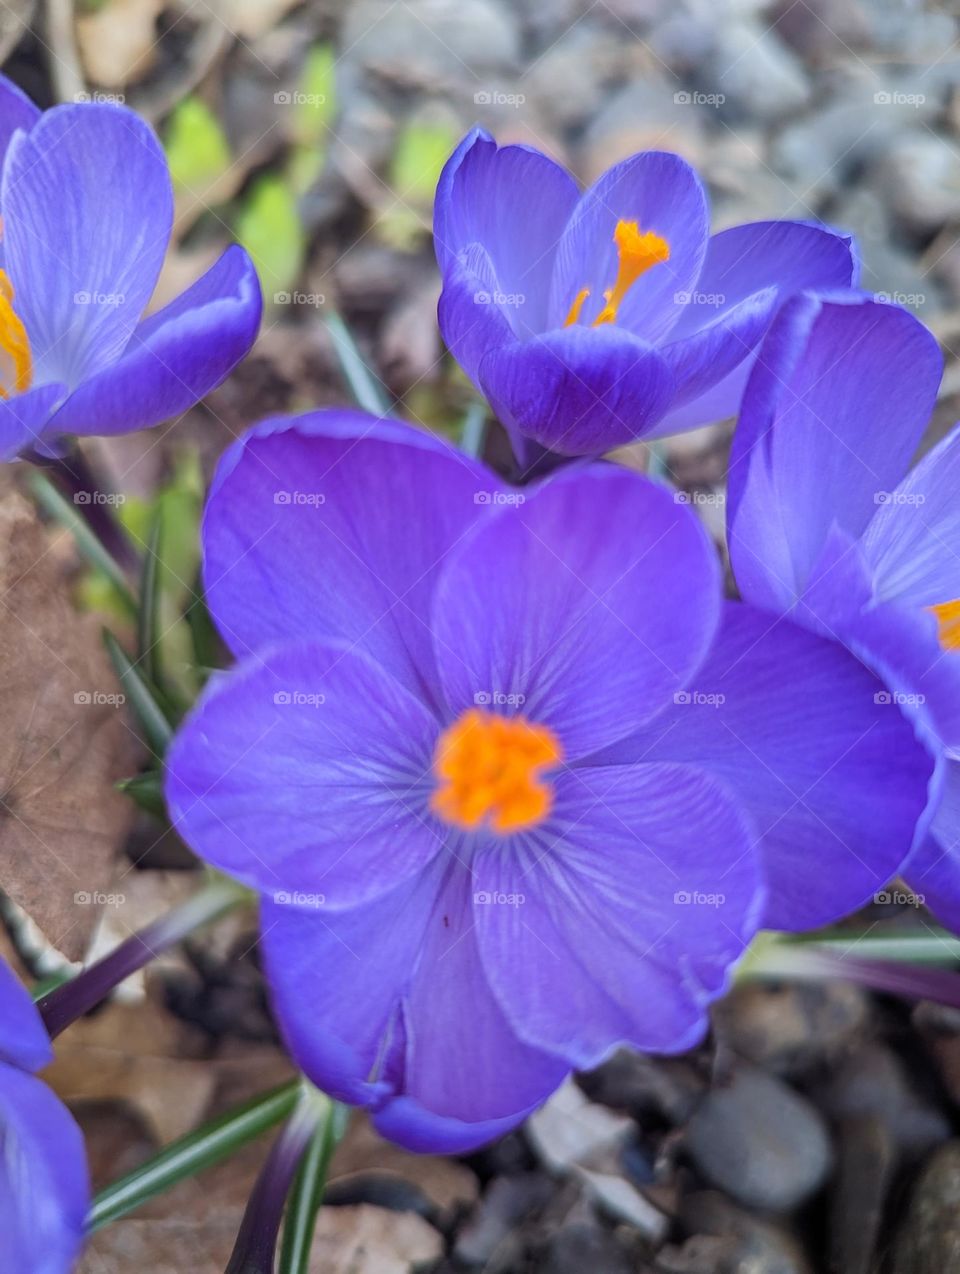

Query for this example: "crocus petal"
[0,1062,89,1274]
[435,129,579,336]
[902,759,960,933]
[261,857,566,1153]
[473,762,762,1069]
[436,242,517,385]
[547,151,709,343]
[600,601,936,930]
[431,464,720,760]
[0,960,52,1072]
[862,424,960,609]
[165,640,442,905]
[0,382,66,461]
[45,245,261,442]
[203,409,505,704]
[2,103,172,387]
[479,324,675,455]
[728,292,942,612]
[653,221,858,434]
[0,74,39,169]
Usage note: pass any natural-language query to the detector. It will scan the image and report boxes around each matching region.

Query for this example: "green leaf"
[164,98,232,194]
[278,1095,350,1274]
[103,630,174,757]
[136,512,163,687]
[294,44,336,143]
[28,472,137,616]
[236,175,305,308]
[390,120,457,206]
[116,771,166,819]
[323,310,391,416]
[90,1080,302,1230]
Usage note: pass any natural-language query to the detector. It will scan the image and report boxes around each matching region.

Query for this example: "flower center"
[930,599,960,650]
[563,219,670,329]
[0,270,31,399]
[429,708,563,834]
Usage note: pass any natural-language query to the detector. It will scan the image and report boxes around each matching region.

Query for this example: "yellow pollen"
[0,269,31,400]
[930,599,960,650]
[565,219,670,329]
[429,708,563,835]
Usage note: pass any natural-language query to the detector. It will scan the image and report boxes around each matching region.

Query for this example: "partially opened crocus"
[165,409,931,1149]
[0,958,90,1273]
[434,129,857,464]
[727,290,960,930]
[0,75,261,461]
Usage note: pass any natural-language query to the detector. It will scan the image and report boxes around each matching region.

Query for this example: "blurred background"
[6,0,960,489]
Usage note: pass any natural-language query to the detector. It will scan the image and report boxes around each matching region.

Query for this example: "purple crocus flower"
[434,129,858,464]
[0,959,90,1273]
[164,410,930,1150]
[727,290,960,930]
[0,75,261,461]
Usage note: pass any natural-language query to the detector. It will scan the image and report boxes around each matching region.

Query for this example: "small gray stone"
[891,1141,960,1274]
[703,22,811,122]
[872,131,960,235]
[685,1063,832,1212]
[454,1174,552,1268]
[713,979,869,1078]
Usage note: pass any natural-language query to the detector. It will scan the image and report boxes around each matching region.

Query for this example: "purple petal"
[0,1062,89,1274]
[0,960,52,1072]
[547,151,708,342]
[728,292,942,612]
[203,409,506,704]
[2,103,172,387]
[436,242,517,384]
[0,382,66,461]
[473,762,762,1069]
[46,245,261,441]
[435,130,579,336]
[478,324,675,455]
[862,423,960,609]
[654,221,858,433]
[601,601,936,931]
[0,74,39,172]
[903,759,960,933]
[431,464,720,760]
[261,857,566,1153]
[165,640,442,905]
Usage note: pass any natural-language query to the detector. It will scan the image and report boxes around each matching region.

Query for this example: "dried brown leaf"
[0,483,135,959]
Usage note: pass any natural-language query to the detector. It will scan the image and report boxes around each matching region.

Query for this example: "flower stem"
[40,444,139,571]
[226,1089,338,1274]
[89,1079,301,1231]
[37,876,247,1038]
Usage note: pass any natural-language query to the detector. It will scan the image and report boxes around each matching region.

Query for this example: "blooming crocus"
[727,290,960,929]
[0,958,90,1273]
[0,75,261,461]
[164,409,930,1150]
[434,129,857,464]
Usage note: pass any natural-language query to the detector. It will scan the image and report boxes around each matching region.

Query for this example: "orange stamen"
[564,219,670,330]
[430,708,563,835]
[563,286,591,328]
[0,269,31,400]
[931,599,960,650]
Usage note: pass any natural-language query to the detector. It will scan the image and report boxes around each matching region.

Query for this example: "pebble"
[713,978,869,1078]
[685,1063,832,1212]
[891,1141,960,1274]
[578,1048,707,1125]
[538,1219,635,1274]
[703,21,811,122]
[454,1174,553,1268]
[872,131,960,236]
[527,1078,634,1174]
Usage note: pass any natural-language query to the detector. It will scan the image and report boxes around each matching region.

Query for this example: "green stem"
[278,1098,349,1274]
[89,1080,301,1231]
[322,310,391,417]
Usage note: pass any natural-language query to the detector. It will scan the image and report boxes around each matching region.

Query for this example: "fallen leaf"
[0,480,136,959]
[76,0,164,88]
